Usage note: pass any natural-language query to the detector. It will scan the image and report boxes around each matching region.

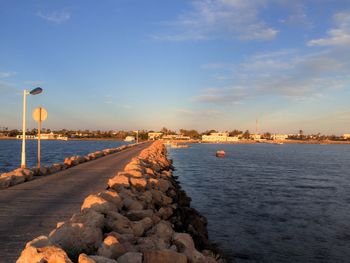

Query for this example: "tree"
[242,130,250,139]
[229,130,242,137]
[299,129,304,139]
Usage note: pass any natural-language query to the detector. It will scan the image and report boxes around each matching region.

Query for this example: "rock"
[157,178,172,192]
[49,222,103,258]
[84,255,118,263]
[105,211,134,235]
[173,233,195,252]
[117,252,142,263]
[19,168,34,181]
[70,210,105,228]
[130,221,145,237]
[25,235,53,248]
[78,253,96,263]
[143,249,187,263]
[17,245,72,263]
[49,163,63,174]
[123,198,144,211]
[108,174,130,190]
[158,207,173,220]
[97,235,127,259]
[129,177,147,190]
[38,166,49,176]
[150,221,174,241]
[151,189,173,206]
[136,236,169,252]
[0,175,12,189]
[139,191,153,204]
[99,190,122,209]
[81,194,117,214]
[126,209,153,221]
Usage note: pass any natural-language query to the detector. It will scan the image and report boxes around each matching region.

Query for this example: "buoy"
[216,150,225,157]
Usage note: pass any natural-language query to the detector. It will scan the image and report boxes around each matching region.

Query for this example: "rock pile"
[17,141,225,263]
[0,143,140,190]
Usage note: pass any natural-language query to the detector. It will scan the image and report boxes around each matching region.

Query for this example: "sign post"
[32,107,48,171]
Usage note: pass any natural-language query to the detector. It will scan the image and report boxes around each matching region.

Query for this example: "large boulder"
[117,252,142,263]
[108,174,130,190]
[70,210,105,228]
[78,254,118,263]
[81,194,117,214]
[0,174,12,189]
[97,235,127,259]
[17,246,73,263]
[105,211,134,235]
[143,249,187,263]
[125,209,154,221]
[49,222,103,258]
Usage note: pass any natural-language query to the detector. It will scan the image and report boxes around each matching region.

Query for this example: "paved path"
[0,142,151,262]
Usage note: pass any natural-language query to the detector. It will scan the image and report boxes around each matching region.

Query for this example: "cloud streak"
[37,10,71,24]
[308,11,350,46]
[154,0,278,41]
[0,71,16,78]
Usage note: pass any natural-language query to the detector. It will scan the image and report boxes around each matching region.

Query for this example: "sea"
[168,143,350,263]
[0,139,128,173]
[1,140,349,262]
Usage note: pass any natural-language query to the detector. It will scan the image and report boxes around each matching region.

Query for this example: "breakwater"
[17,141,224,263]
[0,143,140,190]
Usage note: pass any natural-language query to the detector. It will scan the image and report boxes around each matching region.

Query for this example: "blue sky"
[0,0,350,134]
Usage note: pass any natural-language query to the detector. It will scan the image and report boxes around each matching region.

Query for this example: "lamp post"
[133,130,139,144]
[21,87,43,168]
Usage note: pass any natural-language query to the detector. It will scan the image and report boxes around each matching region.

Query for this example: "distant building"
[343,134,350,139]
[250,134,261,141]
[148,132,163,140]
[124,136,135,142]
[16,135,36,139]
[40,132,56,140]
[272,134,289,140]
[163,134,191,140]
[202,132,239,142]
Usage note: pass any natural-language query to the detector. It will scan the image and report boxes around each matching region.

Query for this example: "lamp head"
[30,87,43,95]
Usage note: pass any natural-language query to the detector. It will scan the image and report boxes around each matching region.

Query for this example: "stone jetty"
[0,143,139,190]
[16,141,225,263]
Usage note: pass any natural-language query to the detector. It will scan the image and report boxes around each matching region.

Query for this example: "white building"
[250,134,261,141]
[343,134,350,139]
[272,134,289,140]
[202,132,239,142]
[148,132,163,140]
[124,136,135,142]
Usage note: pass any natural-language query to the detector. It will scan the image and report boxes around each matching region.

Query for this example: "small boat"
[275,142,283,145]
[170,142,190,148]
[57,136,68,141]
[216,150,225,157]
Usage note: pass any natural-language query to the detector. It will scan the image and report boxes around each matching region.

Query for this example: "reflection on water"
[0,139,127,173]
[169,143,350,263]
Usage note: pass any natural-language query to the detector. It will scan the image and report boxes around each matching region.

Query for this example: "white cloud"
[0,71,16,78]
[154,0,278,41]
[308,11,350,46]
[195,46,350,104]
[37,11,71,24]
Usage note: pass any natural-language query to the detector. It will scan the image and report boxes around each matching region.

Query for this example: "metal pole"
[21,90,27,168]
[38,107,41,171]
[136,131,139,144]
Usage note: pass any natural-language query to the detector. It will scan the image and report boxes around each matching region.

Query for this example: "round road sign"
[32,107,48,122]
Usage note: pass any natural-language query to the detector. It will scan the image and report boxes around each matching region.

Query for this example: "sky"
[0,0,350,134]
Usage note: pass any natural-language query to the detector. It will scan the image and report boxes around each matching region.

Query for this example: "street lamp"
[133,130,139,144]
[21,87,43,168]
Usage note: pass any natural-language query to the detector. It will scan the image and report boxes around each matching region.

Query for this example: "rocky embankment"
[17,141,225,263]
[0,143,139,190]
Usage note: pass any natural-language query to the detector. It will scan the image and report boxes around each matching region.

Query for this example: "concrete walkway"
[0,142,151,262]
